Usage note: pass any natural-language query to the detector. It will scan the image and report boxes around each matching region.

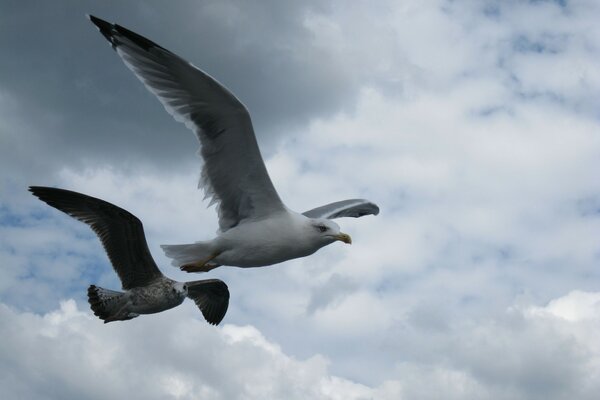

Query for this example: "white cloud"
[2,0,600,398]
[5,34,600,392]
[0,300,375,400]
[530,290,600,322]
[2,291,599,399]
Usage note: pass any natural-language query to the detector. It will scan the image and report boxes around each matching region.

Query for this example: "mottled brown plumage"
[30,186,229,325]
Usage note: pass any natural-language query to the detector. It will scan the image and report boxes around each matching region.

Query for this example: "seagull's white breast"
[214,211,320,267]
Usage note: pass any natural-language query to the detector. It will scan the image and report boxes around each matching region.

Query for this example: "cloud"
[2,0,600,398]
[0,300,375,400]
[306,273,358,314]
[530,290,600,322]
[1,291,599,399]
[0,0,374,180]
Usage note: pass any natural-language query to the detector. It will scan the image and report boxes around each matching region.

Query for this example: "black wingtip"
[371,203,380,216]
[87,14,118,48]
[87,14,166,53]
[29,186,70,197]
[28,186,53,199]
[88,14,112,32]
[29,186,71,212]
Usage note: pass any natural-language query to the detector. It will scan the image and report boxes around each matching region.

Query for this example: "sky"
[1,0,600,398]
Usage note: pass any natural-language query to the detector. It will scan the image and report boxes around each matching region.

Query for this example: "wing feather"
[29,186,163,289]
[186,279,230,325]
[88,15,286,231]
[302,199,380,219]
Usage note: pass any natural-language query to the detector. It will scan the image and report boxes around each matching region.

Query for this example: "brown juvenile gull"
[29,186,229,325]
[88,15,380,273]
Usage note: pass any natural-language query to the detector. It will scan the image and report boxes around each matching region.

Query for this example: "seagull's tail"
[87,285,138,323]
[161,242,215,268]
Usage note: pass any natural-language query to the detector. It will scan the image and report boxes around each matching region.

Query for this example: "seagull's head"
[309,218,352,246]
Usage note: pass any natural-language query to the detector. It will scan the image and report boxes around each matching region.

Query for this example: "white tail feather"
[161,242,215,267]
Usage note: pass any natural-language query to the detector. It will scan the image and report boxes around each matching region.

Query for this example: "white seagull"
[89,15,379,273]
[30,186,229,325]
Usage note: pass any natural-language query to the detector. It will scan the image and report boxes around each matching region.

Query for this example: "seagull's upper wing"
[302,199,380,219]
[29,186,163,290]
[88,15,286,232]
[186,279,230,325]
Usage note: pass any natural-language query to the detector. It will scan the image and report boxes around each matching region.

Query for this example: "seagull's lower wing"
[29,186,163,289]
[186,279,230,325]
[302,199,380,219]
[88,15,286,232]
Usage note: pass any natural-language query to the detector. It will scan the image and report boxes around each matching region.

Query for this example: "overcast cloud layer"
[2,0,600,399]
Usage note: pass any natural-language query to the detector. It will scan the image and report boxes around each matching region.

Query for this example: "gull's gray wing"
[186,279,230,325]
[302,199,380,219]
[29,186,163,290]
[88,15,286,232]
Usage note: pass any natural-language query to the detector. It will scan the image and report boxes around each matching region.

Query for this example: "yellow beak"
[335,233,352,244]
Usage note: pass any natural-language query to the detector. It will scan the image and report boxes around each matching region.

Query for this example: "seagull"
[29,186,229,325]
[88,15,379,273]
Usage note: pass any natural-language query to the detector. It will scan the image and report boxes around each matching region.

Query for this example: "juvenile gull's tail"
[87,285,138,323]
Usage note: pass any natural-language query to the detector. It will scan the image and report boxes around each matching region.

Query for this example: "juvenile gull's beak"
[335,233,352,244]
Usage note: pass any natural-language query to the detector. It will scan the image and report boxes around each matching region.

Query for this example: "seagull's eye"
[317,225,328,233]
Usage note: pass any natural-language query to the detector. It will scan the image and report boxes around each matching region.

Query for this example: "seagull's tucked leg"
[181,253,221,273]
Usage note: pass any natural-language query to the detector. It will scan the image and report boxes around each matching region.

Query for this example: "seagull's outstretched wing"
[88,15,286,232]
[302,199,380,219]
[186,279,230,325]
[29,186,163,290]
